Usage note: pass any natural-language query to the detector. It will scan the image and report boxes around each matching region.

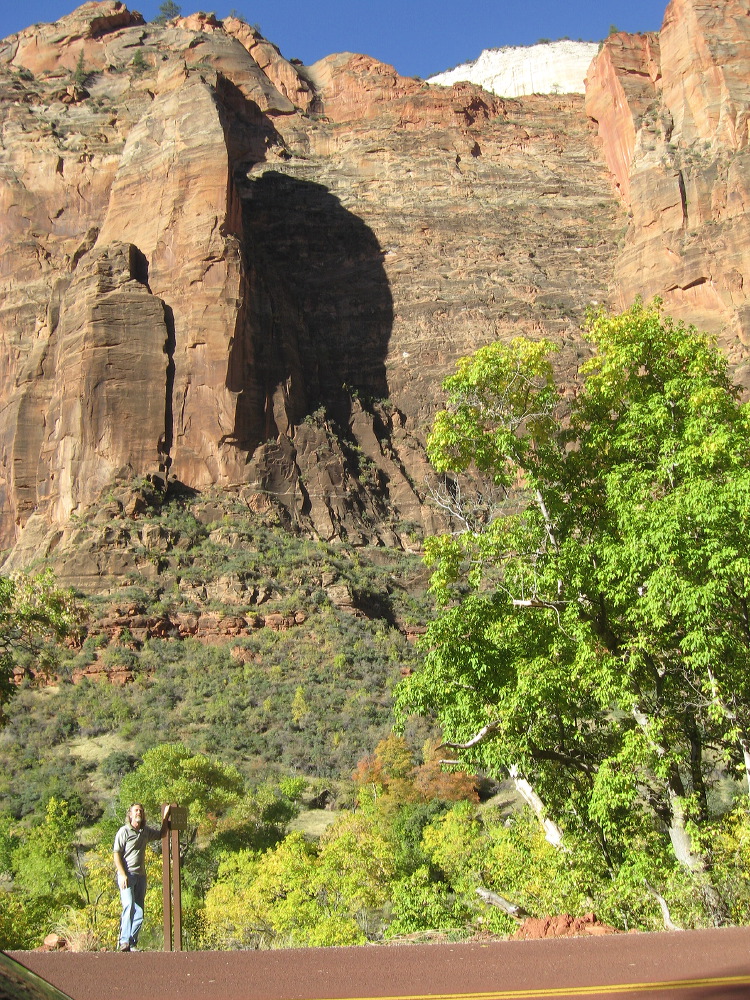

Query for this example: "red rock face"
[221,15,315,111]
[36,243,171,526]
[305,52,427,122]
[0,2,624,564]
[0,2,310,552]
[586,0,750,376]
[660,0,750,150]
[7,0,750,571]
[1,1,145,76]
[513,913,618,939]
[584,32,661,202]
[95,73,251,491]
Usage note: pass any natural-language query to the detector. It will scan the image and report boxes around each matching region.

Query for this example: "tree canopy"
[396,301,750,923]
[118,742,244,831]
[152,1,181,24]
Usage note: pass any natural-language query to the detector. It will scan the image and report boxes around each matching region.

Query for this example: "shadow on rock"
[226,170,393,450]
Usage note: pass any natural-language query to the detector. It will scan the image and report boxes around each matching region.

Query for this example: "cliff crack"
[677,169,688,228]
[160,302,176,474]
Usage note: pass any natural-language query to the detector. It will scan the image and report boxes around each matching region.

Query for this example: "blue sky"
[1,0,668,80]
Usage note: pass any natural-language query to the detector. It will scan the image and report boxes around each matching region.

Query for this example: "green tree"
[152,0,181,24]
[386,865,466,937]
[0,570,80,718]
[397,301,750,924]
[290,685,309,727]
[11,798,80,901]
[118,742,244,837]
[203,815,395,948]
[131,48,148,73]
[73,49,87,86]
[0,798,84,948]
[211,780,303,855]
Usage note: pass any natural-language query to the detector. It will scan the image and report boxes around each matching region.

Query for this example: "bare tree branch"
[509,764,566,849]
[512,598,567,609]
[437,722,500,750]
[645,881,683,932]
[423,475,509,534]
[476,887,530,920]
[528,742,597,776]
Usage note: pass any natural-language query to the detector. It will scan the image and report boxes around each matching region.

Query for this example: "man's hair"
[127,803,146,823]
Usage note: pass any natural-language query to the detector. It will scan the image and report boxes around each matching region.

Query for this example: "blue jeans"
[119,874,147,948]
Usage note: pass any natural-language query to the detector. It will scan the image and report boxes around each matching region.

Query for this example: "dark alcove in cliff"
[226,170,393,450]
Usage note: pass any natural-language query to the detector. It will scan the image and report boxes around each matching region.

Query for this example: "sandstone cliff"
[0,1,623,574]
[586,0,750,380]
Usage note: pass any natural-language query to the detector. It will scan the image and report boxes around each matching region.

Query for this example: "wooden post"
[162,803,187,951]
[171,823,182,951]
[161,813,172,952]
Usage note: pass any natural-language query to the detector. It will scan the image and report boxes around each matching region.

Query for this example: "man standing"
[113,803,170,952]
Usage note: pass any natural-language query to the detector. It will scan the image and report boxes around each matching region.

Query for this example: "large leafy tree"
[396,301,750,923]
[118,742,244,833]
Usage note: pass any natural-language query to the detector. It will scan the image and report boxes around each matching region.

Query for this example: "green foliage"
[0,570,80,718]
[0,519,429,820]
[201,833,353,948]
[420,800,485,892]
[386,865,465,937]
[10,798,80,899]
[101,750,140,781]
[428,336,558,492]
[708,807,750,924]
[398,301,750,923]
[200,848,263,948]
[131,49,149,73]
[211,781,303,854]
[479,810,592,917]
[119,742,244,830]
[202,813,395,948]
[0,798,84,948]
[73,49,87,86]
[152,0,181,23]
[0,890,55,950]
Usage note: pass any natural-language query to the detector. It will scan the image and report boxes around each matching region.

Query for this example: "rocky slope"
[0,1,622,576]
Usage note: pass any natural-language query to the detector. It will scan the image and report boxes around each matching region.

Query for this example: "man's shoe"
[119,943,130,952]
[129,946,139,952]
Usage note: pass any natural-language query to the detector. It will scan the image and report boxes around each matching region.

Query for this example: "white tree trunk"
[508,764,565,849]
[665,788,705,872]
[741,739,750,798]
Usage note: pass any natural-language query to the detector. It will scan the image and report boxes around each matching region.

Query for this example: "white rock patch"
[428,40,601,97]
